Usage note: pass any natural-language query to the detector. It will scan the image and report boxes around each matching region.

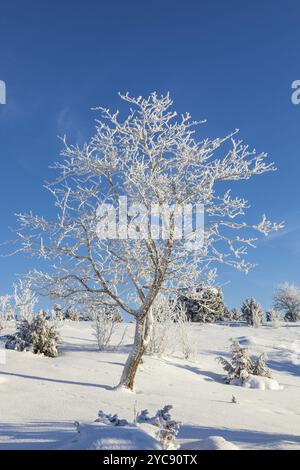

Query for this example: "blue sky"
[0,0,300,311]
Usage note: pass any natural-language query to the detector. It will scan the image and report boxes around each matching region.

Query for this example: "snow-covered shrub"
[148,295,179,357]
[241,298,263,326]
[175,307,196,360]
[218,339,272,385]
[5,312,59,357]
[148,295,195,359]
[177,286,226,323]
[273,283,300,322]
[137,405,181,450]
[95,411,128,426]
[5,317,34,351]
[93,308,121,351]
[31,313,60,357]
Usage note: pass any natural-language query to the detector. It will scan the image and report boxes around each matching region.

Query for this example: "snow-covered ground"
[0,321,299,450]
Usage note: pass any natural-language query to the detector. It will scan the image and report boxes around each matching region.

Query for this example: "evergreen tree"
[31,312,60,357]
[218,339,254,383]
[178,286,226,323]
[241,298,263,326]
[252,353,272,378]
[218,339,272,384]
[230,308,241,321]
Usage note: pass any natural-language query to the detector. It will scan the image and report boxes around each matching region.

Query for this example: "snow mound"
[61,422,162,450]
[242,375,282,390]
[187,436,239,450]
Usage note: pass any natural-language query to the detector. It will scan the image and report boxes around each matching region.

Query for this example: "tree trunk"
[117,308,153,390]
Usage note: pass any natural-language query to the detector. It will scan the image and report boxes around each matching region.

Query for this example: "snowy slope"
[0,321,299,450]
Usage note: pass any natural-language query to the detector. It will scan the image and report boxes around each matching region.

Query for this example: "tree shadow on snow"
[268,360,300,378]
[0,420,77,450]
[165,360,224,383]
[0,371,113,390]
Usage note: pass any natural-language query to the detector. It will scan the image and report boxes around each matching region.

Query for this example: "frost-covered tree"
[241,298,263,326]
[273,283,300,322]
[13,279,38,319]
[0,294,14,321]
[8,93,282,389]
[53,303,64,321]
[178,286,226,323]
[230,308,241,322]
[64,307,80,321]
[266,309,280,324]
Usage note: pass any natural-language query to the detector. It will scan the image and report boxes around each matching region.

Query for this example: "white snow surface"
[184,435,239,450]
[60,422,161,450]
[242,375,282,391]
[0,321,300,450]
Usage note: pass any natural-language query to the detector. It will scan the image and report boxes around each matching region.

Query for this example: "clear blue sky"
[0,0,300,311]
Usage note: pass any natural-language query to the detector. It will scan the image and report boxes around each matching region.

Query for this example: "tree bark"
[117,307,153,390]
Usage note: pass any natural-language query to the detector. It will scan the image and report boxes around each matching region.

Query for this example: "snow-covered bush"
[175,308,196,360]
[273,283,300,322]
[5,317,34,351]
[148,295,178,357]
[5,312,59,357]
[241,298,263,326]
[96,406,181,448]
[31,313,60,357]
[95,410,128,426]
[93,308,122,351]
[137,405,181,450]
[178,286,226,323]
[218,339,272,385]
[148,295,195,359]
